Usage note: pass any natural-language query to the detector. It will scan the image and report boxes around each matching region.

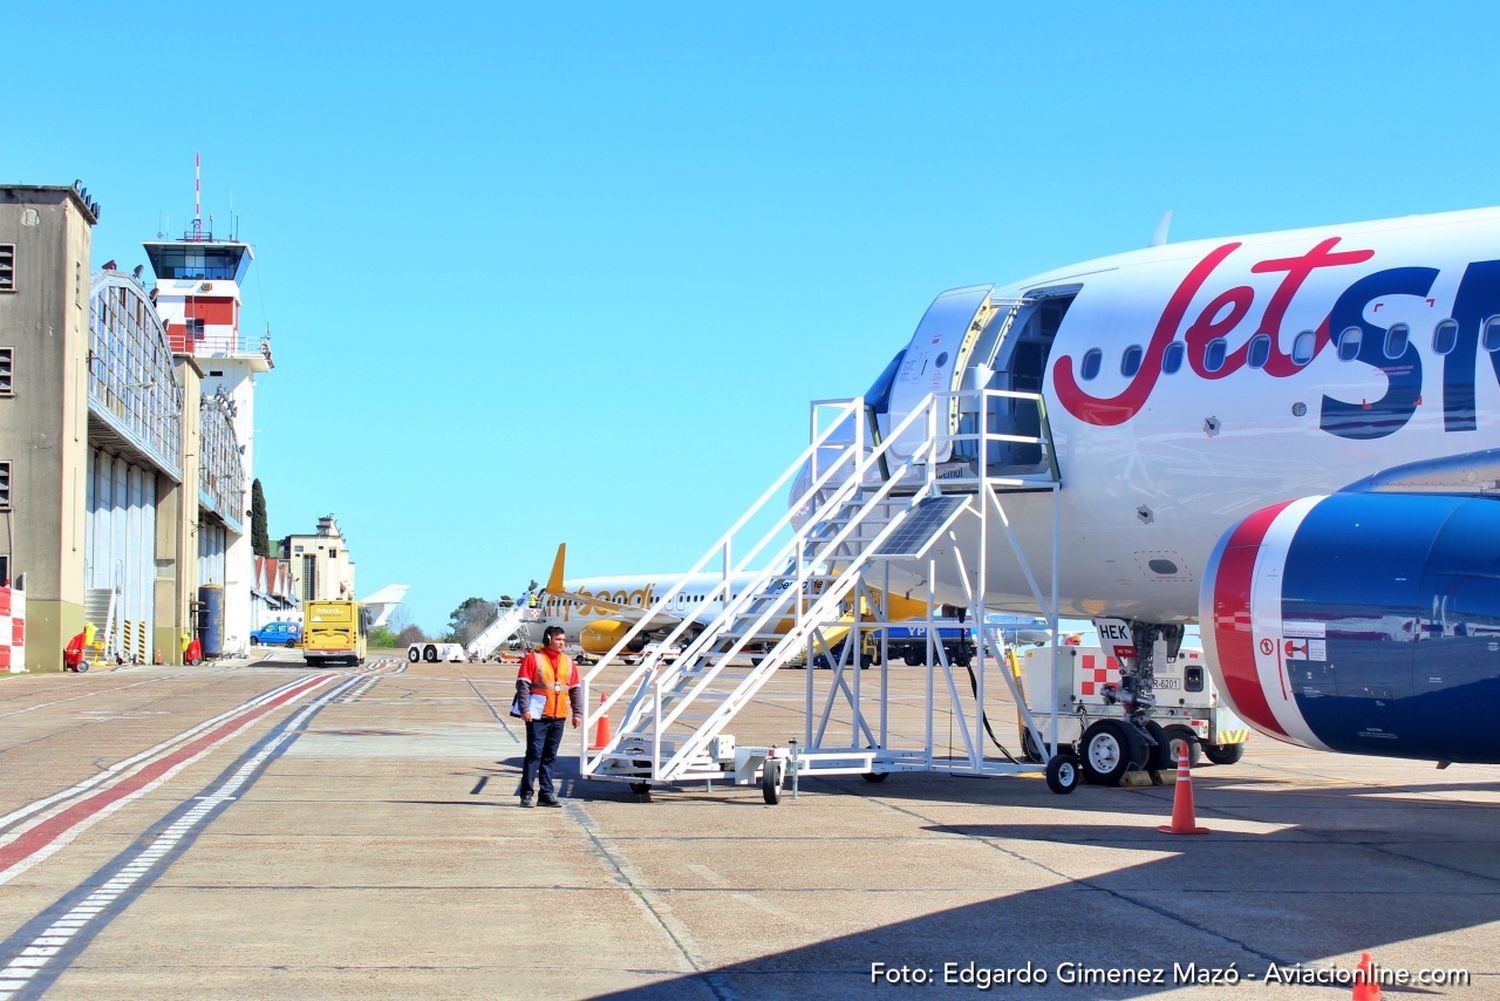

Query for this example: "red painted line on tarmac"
[0,673,333,876]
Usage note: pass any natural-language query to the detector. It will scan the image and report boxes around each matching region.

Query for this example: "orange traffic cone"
[591,690,611,750]
[1351,952,1382,1001]
[1157,741,1210,835]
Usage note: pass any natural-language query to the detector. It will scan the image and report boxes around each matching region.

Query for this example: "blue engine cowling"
[1200,492,1500,763]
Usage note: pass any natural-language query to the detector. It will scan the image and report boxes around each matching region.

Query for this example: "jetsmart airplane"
[830,205,1500,768]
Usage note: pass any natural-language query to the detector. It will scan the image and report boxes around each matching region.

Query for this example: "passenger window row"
[1078,315,1500,380]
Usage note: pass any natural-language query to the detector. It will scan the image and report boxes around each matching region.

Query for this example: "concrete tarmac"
[0,652,1495,999]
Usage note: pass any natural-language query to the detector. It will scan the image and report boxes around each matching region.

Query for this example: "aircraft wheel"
[1142,720,1175,772]
[1081,720,1141,786]
[1045,752,1080,794]
[1163,725,1200,768]
[761,758,783,805]
[1204,742,1245,766]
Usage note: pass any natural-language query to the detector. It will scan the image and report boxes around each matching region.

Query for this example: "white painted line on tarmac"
[0,671,366,1001]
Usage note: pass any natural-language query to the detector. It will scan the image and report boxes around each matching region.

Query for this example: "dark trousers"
[521,717,566,799]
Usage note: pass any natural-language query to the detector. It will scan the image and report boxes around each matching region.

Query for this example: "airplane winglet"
[546,543,566,594]
[1149,209,1173,248]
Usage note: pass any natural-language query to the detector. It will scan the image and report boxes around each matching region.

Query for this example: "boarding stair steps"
[580,393,976,785]
[465,591,543,661]
[83,586,119,660]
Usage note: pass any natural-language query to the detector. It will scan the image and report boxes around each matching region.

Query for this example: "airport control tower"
[144,160,273,654]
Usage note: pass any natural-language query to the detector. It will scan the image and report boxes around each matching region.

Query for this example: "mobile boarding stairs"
[579,388,1071,802]
[465,593,544,661]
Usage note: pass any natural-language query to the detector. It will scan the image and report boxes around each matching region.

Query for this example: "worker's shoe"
[519,796,534,808]
[537,796,563,808]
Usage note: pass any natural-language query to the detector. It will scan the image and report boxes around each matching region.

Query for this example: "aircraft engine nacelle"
[1200,491,1500,764]
[580,620,649,655]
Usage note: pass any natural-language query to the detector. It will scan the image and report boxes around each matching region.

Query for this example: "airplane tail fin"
[546,543,566,594]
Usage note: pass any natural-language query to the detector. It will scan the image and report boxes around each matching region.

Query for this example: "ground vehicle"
[880,619,976,667]
[407,642,466,663]
[303,600,367,667]
[1017,642,1249,786]
[250,621,302,647]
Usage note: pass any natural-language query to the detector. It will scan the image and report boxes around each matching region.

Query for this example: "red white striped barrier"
[0,586,26,673]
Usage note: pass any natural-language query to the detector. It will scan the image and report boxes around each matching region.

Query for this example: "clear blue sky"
[9,2,1498,634]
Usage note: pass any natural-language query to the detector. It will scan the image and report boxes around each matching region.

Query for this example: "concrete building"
[0,182,272,668]
[280,514,357,604]
[0,185,98,664]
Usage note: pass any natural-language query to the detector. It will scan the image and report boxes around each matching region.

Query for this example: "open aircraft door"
[885,284,997,465]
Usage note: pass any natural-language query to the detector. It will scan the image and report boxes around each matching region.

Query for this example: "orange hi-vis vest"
[533,650,575,718]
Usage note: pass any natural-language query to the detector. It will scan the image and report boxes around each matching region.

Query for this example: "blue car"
[250,621,302,647]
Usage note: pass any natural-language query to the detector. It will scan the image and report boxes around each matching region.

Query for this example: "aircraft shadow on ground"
[572,771,1500,999]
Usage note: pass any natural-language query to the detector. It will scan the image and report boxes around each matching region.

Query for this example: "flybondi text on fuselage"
[542,584,659,623]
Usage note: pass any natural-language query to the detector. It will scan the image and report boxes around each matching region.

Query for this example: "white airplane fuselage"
[844,206,1500,763]
[523,572,761,655]
[885,208,1500,621]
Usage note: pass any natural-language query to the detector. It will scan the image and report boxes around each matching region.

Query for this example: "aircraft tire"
[1081,720,1140,786]
[1163,725,1200,768]
[1045,752,1080,794]
[1143,720,1175,772]
[1204,742,1245,766]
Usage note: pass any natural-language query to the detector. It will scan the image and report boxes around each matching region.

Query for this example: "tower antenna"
[193,151,202,240]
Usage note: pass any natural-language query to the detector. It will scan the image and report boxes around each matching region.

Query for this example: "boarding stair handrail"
[464,591,541,661]
[581,392,959,781]
[578,398,868,732]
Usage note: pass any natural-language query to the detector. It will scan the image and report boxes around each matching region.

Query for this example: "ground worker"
[514,625,581,808]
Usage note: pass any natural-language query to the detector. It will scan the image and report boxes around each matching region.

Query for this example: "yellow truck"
[302,600,367,667]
